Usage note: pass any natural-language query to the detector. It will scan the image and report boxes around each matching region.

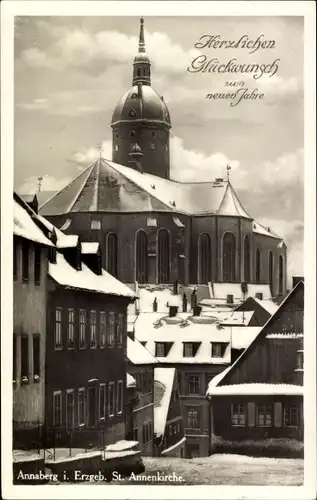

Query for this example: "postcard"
[1,1,316,499]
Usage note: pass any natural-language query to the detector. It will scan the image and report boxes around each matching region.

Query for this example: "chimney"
[292,276,304,288]
[193,305,202,317]
[153,297,158,312]
[169,305,178,318]
[182,293,187,313]
[255,292,263,300]
[173,280,178,295]
[190,289,197,309]
[241,282,248,294]
[226,294,234,304]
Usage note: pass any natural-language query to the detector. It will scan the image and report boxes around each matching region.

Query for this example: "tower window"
[115,134,119,138]
[157,229,170,284]
[152,131,156,137]
[222,232,236,282]
[129,109,136,118]
[150,143,156,151]
[198,233,211,284]
[131,93,138,99]
[130,131,135,137]
[115,145,119,151]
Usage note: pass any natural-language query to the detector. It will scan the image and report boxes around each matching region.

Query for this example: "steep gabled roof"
[211,280,304,388]
[217,181,251,218]
[14,192,53,247]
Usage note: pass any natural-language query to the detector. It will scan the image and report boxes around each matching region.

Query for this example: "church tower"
[111,17,172,179]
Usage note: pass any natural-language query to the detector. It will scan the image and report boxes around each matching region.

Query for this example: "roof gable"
[217,281,304,387]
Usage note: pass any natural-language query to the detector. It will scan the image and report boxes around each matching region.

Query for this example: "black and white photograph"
[1,1,316,499]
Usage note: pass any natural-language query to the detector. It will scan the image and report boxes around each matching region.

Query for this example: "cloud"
[17,174,71,195]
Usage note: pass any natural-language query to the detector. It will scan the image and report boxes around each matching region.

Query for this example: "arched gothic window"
[269,251,274,295]
[106,233,118,278]
[222,233,236,282]
[198,233,211,284]
[136,231,148,284]
[256,249,261,282]
[157,229,170,284]
[279,255,284,294]
[244,235,251,282]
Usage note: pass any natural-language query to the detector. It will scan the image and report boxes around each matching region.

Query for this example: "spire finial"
[226,164,231,180]
[97,144,103,159]
[37,176,43,193]
[138,16,145,53]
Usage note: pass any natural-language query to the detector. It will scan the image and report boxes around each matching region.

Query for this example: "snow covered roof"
[37,214,78,248]
[37,158,284,235]
[49,252,135,298]
[161,436,186,455]
[154,367,175,437]
[231,326,262,350]
[105,440,138,452]
[208,383,303,396]
[252,297,279,315]
[14,198,53,247]
[81,242,100,254]
[252,220,281,240]
[211,283,272,301]
[206,280,304,391]
[134,312,232,364]
[127,336,158,365]
[127,373,136,388]
[218,310,255,326]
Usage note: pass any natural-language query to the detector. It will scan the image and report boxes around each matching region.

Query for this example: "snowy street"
[114,454,303,486]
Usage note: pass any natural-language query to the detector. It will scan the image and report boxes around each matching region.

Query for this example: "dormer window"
[183,342,200,358]
[155,342,166,357]
[211,342,227,358]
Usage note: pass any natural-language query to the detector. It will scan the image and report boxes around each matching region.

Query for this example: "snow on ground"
[116,455,303,486]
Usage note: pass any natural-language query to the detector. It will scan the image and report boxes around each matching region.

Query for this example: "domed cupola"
[110,17,172,180]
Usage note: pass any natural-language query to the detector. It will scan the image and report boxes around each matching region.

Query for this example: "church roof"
[40,157,268,224]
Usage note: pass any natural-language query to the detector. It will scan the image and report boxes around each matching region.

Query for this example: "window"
[99,384,106,420]
[90,310,97,348]
[129,131,135,137]
[279,255,284,294]
[117,313,124,346]
[222,233,236,282]
[183,343,194,357]
[13,335,17,381]
[100,312,106,348]
[117,380,123,414]
[106,233,118,278]
[108,312,116,347]
[150,143,156,151]
[91,220,101,230]
[49,247,57,264]
[79,309,86,349]
[187,409,199,429]
[136,373,143,393]
[284,405,299,427]
[136,231,148,284]
[198,233,211,284]
[87,387,97,427]
[157,229,170,284]
[108,382,115,417]
[66,390,75,428]
[244,235,251,282]
[22,239,30,281]
[211,343,227,358]
[78,388,85,426]
[33,335,40,379]
[169,424,173,436]
[257,405,273,427]
[21,336,29,382]
[34,245,41,285]
[152,131,156,137]
[231,404,246,426]
[55,307,62,349]
[13,240,18,280]
[255,249,261,282]
[115,144,119,151]
[68,309,75,349]
[296,350,304,370]
[53,391,62,427]
[188,375,200,395]
[269,251,274,294]
[133,427,139,441]
[155,342,166,357]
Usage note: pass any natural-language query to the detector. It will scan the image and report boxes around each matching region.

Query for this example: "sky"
[14,16,304,281]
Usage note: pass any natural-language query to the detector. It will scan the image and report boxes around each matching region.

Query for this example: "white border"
[1,1,316,499]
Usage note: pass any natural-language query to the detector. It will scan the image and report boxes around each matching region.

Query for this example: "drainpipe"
[206,393,212,456]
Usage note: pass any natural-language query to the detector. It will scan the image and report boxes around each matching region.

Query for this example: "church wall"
[47,212,190,284]
[252,233,287,297]
[112,123,170,179]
